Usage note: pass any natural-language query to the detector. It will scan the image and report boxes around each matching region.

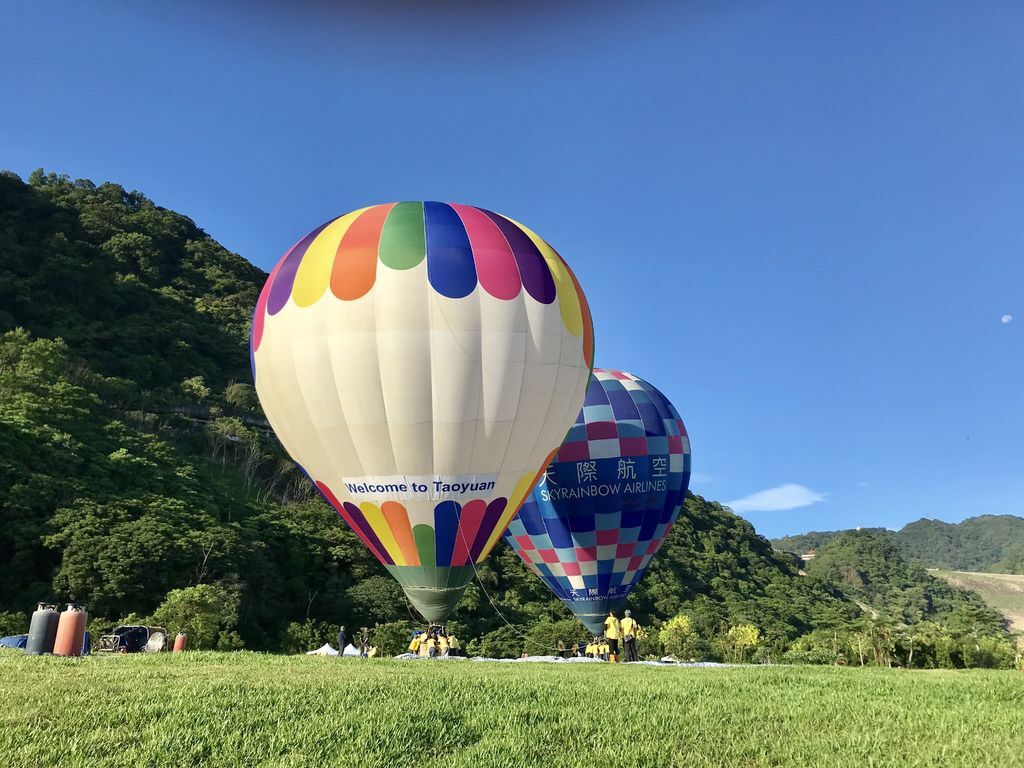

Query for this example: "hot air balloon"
[503,369,690,633]
[251,202,594,623]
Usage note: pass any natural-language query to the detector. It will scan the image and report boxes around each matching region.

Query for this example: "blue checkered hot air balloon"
[503,369,692,633]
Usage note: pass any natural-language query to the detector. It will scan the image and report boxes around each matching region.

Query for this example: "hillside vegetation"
[932,571,1024,633]
[773,515,1024,574]
[0,170,1018,667]
[1,654,1023,768]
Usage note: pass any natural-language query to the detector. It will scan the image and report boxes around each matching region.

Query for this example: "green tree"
[722,624,761,663]
[153,582,241,650]
[659,614,698,660]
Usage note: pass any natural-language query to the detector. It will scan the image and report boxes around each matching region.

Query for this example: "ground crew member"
[337,625,346,655]
[598,637,610,661]
[420,632,437,658]
[438,633,449,656]
[621,610,640,662]
[448,634,460,656]
[604,610,621,662]
[408,632,422,655]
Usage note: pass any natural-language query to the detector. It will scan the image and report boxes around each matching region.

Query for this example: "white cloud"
[725,484,825,513]
[1002,314,1013,324]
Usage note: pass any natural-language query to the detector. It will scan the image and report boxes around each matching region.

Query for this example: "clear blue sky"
[3,1,1021,538]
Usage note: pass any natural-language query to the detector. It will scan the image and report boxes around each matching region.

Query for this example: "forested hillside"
[0,170,1017,666]
[772,516,1024,574]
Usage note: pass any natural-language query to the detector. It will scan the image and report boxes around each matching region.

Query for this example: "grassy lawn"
[1,652,1022,767]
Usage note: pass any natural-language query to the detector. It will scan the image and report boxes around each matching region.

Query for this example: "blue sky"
[2,1,1021,538]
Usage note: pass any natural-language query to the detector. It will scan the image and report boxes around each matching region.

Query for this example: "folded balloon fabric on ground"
[251,202,594,622]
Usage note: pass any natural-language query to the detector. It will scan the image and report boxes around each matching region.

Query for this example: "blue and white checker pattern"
[503,369,691,632]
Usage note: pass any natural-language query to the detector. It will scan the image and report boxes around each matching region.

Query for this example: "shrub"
[279,620,334,654]
[153,582,241,650]
[372,621,418,657]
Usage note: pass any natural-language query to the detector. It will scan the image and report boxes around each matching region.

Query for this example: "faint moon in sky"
[1002,314,1013,324]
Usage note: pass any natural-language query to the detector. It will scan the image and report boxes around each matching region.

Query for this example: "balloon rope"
[455,523,569,655]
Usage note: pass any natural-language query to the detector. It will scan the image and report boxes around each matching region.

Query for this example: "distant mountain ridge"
[772,515,1024,575]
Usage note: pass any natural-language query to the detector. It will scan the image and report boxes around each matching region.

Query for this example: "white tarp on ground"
[342,643,360,657]
[306,643,339,656]
[392,653,731,666]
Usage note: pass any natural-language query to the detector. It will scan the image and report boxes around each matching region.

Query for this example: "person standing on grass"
[604,610,621,662]
[621,610,639,662]
[337,625,346,655]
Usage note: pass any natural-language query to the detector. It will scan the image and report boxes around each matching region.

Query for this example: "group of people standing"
[559,609,641,662]
[336,625,378,657]
[408,627,461,658]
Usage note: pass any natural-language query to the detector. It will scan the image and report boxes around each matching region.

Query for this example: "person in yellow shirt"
[408,632,422,655]
[603,610,621,662]
[367,646,378,658]
[620,610,640,662]
[598,638,610,661]
[418,632,436,658]
[438,633,449,657]
[585,639,596,658]
[448,634,460,657]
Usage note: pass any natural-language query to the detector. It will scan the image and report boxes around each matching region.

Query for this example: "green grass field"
[2,653,1022,768]
[931,570,1024,632]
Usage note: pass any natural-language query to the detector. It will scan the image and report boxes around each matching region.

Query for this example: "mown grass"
[1,652,1022,767]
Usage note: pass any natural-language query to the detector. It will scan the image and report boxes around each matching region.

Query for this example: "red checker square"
[575,546,597,562]
[557,441,590,461]
[668,436,684,454]
[585,421,618,440]
[627,555,644,570]
[538,549,560,564]
[676,419,687,437]
[514,535,535,551]
[616,543,634,558]
[611,371,630,380]
[562,561,582,577]
[596,529,618,545]
[645,538,663,554]
[619,437,648,457]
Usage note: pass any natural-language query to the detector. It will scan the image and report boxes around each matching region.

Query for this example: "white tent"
[306,643,339,656]
[342,643,360,657]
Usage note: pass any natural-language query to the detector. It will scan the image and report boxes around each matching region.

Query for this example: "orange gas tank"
[52,604,88,657]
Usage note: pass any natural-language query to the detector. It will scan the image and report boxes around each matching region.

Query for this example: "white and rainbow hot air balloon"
[251,202,594,622]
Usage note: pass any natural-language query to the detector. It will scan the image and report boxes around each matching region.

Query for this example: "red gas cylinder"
[52,604,88,657]
[173,633,188,653]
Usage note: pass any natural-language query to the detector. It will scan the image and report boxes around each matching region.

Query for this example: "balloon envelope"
[503,369,691,633]
[251,202,593,622]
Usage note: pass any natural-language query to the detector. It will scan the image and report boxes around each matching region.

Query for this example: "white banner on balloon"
[342,474,500,502]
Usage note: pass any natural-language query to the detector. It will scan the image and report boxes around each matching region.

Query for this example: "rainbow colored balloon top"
[252,201,594,365]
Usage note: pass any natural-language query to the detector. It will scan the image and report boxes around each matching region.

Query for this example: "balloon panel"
[251,202,594,622]
[503,369,691,632]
